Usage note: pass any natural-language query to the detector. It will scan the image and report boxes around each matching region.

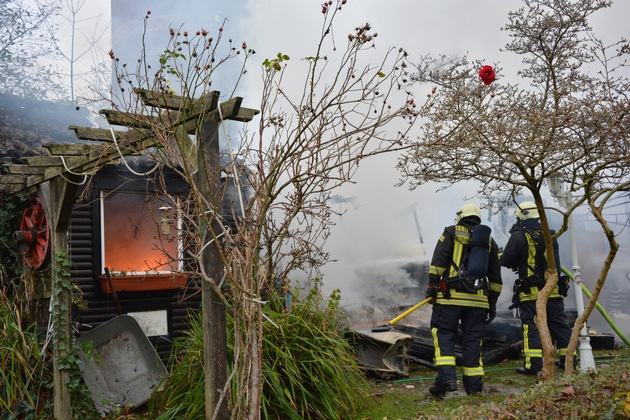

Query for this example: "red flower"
[479,65,496,85]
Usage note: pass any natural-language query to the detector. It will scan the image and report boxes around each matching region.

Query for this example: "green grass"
[351,347,630,419]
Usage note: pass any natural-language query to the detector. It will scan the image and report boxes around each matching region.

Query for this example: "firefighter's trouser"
[430,304,486,394]
[519,298,572,372]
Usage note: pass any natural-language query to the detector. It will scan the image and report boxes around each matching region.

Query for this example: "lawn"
[352,346,630,419]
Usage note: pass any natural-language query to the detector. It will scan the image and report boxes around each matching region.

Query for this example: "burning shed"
[69,161,199,363]
[1,88,259,417]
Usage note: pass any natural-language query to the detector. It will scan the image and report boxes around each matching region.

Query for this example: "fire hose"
[561,267,630,347]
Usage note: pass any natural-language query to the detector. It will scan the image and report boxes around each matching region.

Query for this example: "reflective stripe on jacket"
[519,285,564,302]
[436,289,490,309]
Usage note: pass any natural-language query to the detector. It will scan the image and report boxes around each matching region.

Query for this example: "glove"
[425,285,438,303]
[558,275,570,297]
[485,302,496,324]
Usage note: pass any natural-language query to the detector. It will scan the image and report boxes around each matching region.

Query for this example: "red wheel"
[17,197,51,270]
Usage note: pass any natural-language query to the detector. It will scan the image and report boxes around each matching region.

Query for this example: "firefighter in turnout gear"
[425,203,503,396]
[499,201,573,375]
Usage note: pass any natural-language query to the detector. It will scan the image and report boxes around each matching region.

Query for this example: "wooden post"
[197,112,230,419]
[38,176,80,420]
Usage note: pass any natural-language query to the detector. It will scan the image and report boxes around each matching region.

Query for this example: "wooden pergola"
[0,89,258,419]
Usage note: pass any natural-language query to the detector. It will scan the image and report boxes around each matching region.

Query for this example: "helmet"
[455,203,481,223]
[515,201,539,220]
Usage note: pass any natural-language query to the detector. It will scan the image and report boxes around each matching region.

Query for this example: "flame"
[102,190,179,274]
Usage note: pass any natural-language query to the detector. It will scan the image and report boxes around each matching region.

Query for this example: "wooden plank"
[99,109,162,130]
[136,91,257,127]
[0,174,29,184]
[38,178,79,419]
[70,125,154,152]
[194,97,258,123]
[3,135,150,192]
[27,174,44,185]
[163,93,221,132]
[135,88,220,111]
[28,153,112,175]
[168,106,259,134]
[208,97,242,123]
[227,107,259,122]
[206,98,259,123]
[135,88,181,109]
[43,143,99,156]
[45,144,123,165]
[22,156,63,167]
[0,182,28,194]
[2,165,46,175]
[68,126,145,143]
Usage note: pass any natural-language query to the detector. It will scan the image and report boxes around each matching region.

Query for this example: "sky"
[48,0,630,333]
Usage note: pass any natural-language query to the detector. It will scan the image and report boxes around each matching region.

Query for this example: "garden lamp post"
[548,176,596,371]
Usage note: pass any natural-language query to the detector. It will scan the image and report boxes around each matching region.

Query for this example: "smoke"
[566,206,630,338]
[74,1,630,338]
[239,1,630,337]
[319,154,481,310]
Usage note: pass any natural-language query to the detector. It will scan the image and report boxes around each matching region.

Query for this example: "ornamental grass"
[150,284,370,419]
[0,284,47,417]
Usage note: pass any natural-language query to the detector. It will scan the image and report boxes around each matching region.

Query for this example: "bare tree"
[398,0,629,382]
[0,0,63,99]
[105,2,423,418]
[51,0,109,103]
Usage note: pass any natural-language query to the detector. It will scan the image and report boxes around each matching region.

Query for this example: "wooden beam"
[66,146,120,164]
[0,183,28,194]
[69,125,154,152]
[226,107,259,122]
[135,88,181,110]
[207,97,242,123]
[22,156,63,167]
[99,93,224,131]
[169,92,221,131]
[2,165,46,175]
[0,174,29,184]
[197,113,230,419]
[99,109,163,130]
[68,126,146,143]
[27,174,44,186]
[23,154,112,178]
[43,143,99,156]
[38,177,80,420]
[165,97,257,132]
[184,96,258,123]
[17,154,107,191]
[135,88,220,112]
[2,135,150,192]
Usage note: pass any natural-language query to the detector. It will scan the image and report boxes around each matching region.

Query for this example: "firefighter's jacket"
[428,218,503,309]
[500,219,563,302]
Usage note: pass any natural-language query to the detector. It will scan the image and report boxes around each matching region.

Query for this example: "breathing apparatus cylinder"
[467,224,492,279]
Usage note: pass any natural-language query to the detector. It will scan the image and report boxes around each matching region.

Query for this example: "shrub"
[150,282,370,419]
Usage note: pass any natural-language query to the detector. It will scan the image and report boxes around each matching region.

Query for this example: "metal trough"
[77,315,168,414]
[345,328,412,376]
